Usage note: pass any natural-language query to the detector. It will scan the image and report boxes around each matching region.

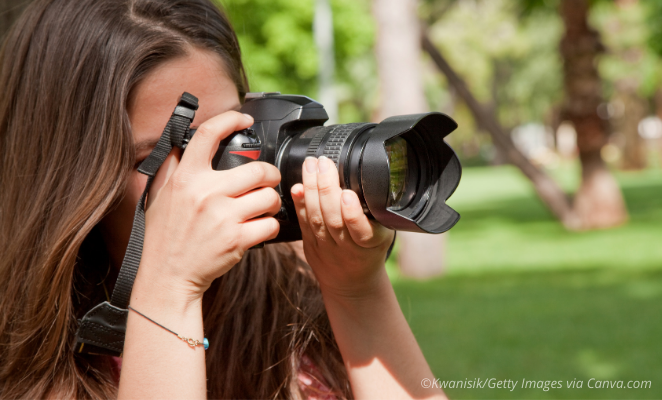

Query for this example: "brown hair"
[0,0,349,398]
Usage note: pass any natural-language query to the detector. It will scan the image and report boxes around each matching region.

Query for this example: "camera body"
[184,92,462,243]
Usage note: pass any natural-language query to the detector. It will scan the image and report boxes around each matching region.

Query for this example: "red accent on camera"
[229,150,261,160]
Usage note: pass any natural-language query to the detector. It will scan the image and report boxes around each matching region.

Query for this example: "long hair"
[0,0,350,398]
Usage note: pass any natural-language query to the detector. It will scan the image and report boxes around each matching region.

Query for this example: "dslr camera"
[185,92,462,242]
[73,92,462,357]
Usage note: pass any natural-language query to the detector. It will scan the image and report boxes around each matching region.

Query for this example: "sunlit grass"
[396,269,662,399]
[445,164,662,274]
[391,165,662,399]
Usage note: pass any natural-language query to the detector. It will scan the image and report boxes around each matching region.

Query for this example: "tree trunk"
[0,0,30,41]
[656,89,662,120]
[313,0,338,124]
[373,0,427,118]
[373,0,446,279]
[655,90,662,166]
[559,0,628,229]
[421,33,581,230]
[613,81,647,170]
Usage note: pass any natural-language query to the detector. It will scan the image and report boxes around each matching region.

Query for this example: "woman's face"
[99,48,241,271]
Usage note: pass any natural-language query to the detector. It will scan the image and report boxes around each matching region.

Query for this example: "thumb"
[146,147,181,209]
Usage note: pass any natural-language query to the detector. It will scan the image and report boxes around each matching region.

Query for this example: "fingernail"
[342,191,356,206]
[305,157,317,174]
[318,156,330,173]
[243,113,253,121]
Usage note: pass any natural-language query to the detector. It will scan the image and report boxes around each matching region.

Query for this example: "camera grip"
[210,130,268,248]
[210,129,262,171]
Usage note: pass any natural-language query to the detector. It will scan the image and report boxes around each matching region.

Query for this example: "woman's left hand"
[291,156,395,300]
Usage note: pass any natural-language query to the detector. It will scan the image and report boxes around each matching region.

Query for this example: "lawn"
[391,165,662,399]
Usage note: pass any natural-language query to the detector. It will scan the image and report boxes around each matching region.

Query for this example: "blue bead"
[203,337,209,350]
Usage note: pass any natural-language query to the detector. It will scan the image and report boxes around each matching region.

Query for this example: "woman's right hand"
[136,111,281,301]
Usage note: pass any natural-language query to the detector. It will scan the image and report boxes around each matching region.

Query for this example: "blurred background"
[218,0,662,398]
[3,0,661,398]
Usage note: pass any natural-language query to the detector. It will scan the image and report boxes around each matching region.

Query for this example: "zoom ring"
[306,127,330,158]
[321,123,368,167]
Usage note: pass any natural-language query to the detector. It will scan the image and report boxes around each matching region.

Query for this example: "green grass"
[391,165,662,399]
[445,165,662,275]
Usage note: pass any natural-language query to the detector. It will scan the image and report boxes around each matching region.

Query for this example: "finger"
[315,156,349,243]
[146,148,181,209]
[291,183,315,242]
[301,157,329,240]
[179,111,253,171]
[233,187,282,221]
[218,162,281,197]
[240,216,280,249]
[340,190,393,248]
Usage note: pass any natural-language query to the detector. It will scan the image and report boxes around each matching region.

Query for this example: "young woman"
[0,0,445,398]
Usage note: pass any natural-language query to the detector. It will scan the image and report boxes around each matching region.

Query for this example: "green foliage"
[218,0,377,122]
[517,0,557,16]
[592,0,662,99]
[514,0,662,98]
[515,0,609,16]
[216,0,662,162]
[424,0,564,163]
[644,0,662,59]
[423,0,662,165]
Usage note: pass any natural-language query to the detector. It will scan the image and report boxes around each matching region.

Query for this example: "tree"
[313,0,338,124]
[558,0,628,229]
[421,32,580,229]
[594,0,662,170]
[373,0,447,278]
[422,0,630,230]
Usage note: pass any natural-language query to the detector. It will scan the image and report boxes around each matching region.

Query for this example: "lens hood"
[360,112,461,233]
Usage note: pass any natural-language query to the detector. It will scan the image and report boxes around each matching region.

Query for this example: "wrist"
[131,258,204,316]
[319,267,394,310]
[129,266,205,349]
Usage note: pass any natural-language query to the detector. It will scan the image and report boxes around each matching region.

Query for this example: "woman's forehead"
[129,48,241,146]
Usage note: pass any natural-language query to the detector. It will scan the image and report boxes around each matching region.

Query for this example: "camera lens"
[276,111,461,235]
[239,93,460,237]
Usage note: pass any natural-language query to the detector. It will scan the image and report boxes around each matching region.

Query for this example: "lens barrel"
[278,123,374,213]
[278,113,461,234]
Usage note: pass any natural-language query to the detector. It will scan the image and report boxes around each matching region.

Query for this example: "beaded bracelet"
[128,305,209,350]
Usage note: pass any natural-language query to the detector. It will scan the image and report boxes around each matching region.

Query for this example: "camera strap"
[74,92,199,356]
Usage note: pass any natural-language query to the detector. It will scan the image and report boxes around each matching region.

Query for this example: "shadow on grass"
[394,268,662,399]
[620,182,662,218]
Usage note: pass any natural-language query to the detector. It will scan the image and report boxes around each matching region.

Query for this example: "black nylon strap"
[109,178,151,308]
[74,93,198,356]
[111,93,199,308]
